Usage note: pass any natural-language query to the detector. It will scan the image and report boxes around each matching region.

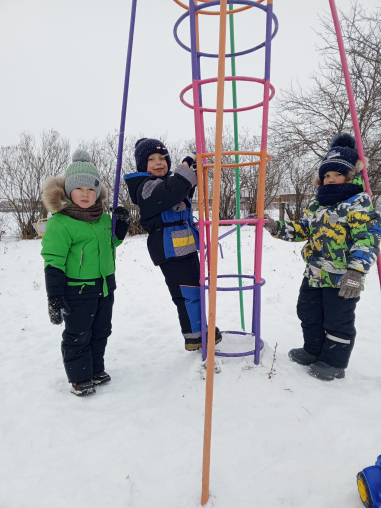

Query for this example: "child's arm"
[41,218,72,324]
[41,218,70,297]
[138,163,197,217]
[264,213,310,243]
[347,193,381,274]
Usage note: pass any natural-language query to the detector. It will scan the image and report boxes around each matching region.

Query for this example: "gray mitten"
[338,270,363,299]
[263,215,278,235]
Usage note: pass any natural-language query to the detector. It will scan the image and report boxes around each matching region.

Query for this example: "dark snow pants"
[61,292,114,383]
[159,253,202,341]
[297,278,359,368]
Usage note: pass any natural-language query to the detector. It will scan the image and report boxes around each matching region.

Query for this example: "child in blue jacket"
[124,138,221,351]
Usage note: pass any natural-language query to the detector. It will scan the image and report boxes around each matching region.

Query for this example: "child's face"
[70,186,97,208]
[323,171,347,185]
[146,153,168,177]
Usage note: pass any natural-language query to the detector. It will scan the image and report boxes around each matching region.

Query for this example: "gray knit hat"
[65,149,101,200]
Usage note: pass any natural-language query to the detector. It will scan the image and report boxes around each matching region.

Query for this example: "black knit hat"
[319,133,358,181]
[134,138,171,172]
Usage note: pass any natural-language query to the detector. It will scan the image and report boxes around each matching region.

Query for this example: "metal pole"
[229,3,245,331]
[112,0,138,238]
[201,3,227,504]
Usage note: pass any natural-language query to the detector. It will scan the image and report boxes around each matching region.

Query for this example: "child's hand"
[182,151,197,170]
[111,206,130,224]
[48,296,70,325]
[338,270,363,299]
[263,215,278,235]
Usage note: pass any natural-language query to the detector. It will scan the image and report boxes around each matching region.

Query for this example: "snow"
[1,227,380,508]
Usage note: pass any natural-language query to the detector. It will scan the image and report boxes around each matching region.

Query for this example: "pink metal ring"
[180,76,275,113]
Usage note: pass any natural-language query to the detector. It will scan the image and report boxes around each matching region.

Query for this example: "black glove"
[111,206,130,223]
[111,206,130,240]
[48,296,70,325]
[182,151,197,170]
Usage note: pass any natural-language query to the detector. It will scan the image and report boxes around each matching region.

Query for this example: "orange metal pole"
[201,0,227,505]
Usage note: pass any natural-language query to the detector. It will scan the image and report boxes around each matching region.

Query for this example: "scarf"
[316,183,364,207]
[60,201,103,222]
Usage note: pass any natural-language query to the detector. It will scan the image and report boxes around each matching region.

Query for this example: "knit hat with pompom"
[318,133,358,181]
[65,149,101,200]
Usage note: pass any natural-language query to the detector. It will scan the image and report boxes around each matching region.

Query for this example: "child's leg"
[319,288,359,368]
[296,278,325,355]
[61,297,100,383]
[89,292,114,375]
[159,253,201,345]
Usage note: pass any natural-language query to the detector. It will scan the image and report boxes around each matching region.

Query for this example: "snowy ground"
[1,227,381,508]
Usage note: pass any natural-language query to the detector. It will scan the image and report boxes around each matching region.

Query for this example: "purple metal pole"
[252,0,274,365]
[112,0,138,237]
[188,0,208,361]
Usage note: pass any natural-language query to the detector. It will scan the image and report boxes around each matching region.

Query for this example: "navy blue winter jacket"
[124,164,199,266]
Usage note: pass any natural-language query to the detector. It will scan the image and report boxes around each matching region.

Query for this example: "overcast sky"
[0,0,379,149]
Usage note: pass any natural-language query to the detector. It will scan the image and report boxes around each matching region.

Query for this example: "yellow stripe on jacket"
[173,235,195,248]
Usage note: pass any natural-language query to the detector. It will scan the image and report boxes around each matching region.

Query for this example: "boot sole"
[308,369,345,381]
[92,377,111,385]
[70,387,96,396]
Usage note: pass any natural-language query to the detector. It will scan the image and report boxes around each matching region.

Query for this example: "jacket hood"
[123,172,152,205]
[42,175,108,213]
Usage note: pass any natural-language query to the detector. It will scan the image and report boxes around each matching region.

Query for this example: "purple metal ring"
[173,0,278,59]
[180,76,276,113]
[204,274,266,291]
[215,335,264,358]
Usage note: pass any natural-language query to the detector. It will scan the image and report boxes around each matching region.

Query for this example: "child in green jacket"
[41,150,130,396]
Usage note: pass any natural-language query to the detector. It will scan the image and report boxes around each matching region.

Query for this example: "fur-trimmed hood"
[42,176,108,213]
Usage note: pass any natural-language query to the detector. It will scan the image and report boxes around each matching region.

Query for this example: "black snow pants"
[61,292,114,383]
[296,277,359,369]
[159,252,201,340]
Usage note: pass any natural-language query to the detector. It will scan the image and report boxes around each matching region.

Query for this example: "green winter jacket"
[41,212,123,297]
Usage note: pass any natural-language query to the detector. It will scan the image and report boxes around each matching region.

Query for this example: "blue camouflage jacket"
[271,190,381,288]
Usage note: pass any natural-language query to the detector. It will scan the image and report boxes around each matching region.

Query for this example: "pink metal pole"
[328,0,381,288]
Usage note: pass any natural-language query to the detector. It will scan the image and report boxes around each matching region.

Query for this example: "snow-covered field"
[1,227,380,508]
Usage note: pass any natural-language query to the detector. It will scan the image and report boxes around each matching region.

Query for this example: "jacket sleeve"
[272,215,310,243]
[41,218,71,297]
[44,265,67,298]
[41,217,71,272]
[137,165,197,217]
[347,193,381,273]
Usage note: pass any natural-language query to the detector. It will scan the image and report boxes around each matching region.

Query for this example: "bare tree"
[0,130,70,238]
[271,1,381,207]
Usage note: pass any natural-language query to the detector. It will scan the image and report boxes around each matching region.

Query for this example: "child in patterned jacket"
[264,133,381,381]
[124,138,222,351]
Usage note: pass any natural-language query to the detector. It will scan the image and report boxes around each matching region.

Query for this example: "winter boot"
[70,380,96,396]
[288,348,319,366]
[185,327,223,351]
[92,371,111,385]
[308,361,345,381]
